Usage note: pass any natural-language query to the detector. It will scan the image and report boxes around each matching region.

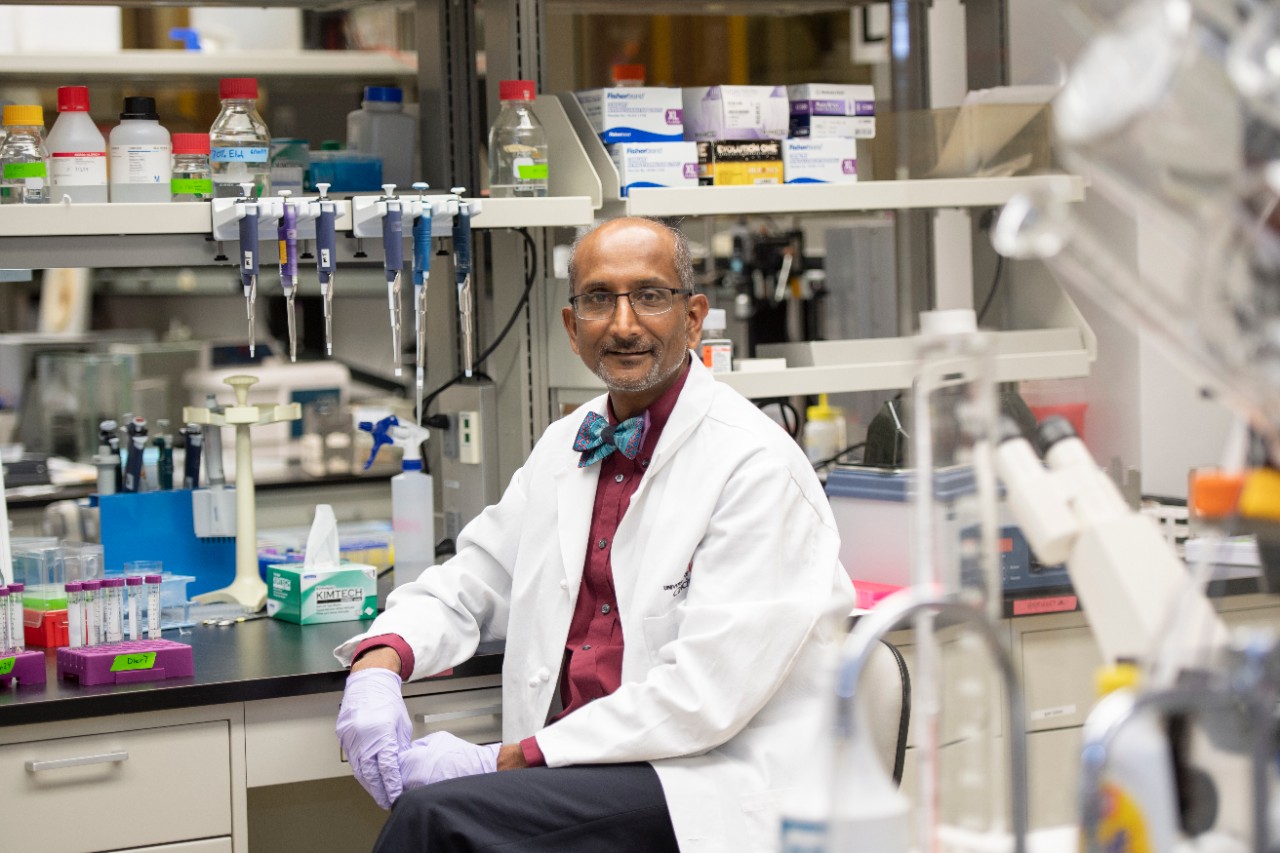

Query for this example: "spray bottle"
[360,415,435,587]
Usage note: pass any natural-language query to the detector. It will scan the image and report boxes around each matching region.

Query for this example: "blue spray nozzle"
[169,27,201,51]
[359,414,431,470]
[358,415,400,470]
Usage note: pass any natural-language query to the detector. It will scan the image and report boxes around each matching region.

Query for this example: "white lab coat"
[335,356,854,852]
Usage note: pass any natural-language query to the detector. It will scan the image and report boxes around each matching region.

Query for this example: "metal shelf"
[0,49,416,79]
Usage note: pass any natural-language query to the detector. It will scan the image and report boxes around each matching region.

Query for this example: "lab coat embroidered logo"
[663,564,692,597]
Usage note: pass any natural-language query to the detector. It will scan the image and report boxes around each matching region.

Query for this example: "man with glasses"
[336,217,852,852]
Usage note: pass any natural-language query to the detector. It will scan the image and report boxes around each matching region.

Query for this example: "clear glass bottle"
[488,79,548,198]
[0,105,50,205]
[210,77,271,198]
[612,63,647,87]
[699,307,734,373]
[171,133,213,201]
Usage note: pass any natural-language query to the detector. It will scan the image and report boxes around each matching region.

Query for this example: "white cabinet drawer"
[245,675,503,788]
[130,839,234,853]
[1019,625,1102,731]
[5,721,232,853]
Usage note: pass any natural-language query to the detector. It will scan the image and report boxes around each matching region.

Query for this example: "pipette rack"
[57,639,193,686]
[0,650,47,687]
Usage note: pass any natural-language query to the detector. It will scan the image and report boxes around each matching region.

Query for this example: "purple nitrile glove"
[336,668,413,809]
[400,732,502,791]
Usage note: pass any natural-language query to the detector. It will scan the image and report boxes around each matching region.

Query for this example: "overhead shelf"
[0,49,416,79]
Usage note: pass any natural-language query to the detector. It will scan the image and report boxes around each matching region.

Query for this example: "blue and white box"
[576,88,684,144]
[681,86,790,141]
[609,142,699,197]
[783,138,858,184]
[787,84,876,139]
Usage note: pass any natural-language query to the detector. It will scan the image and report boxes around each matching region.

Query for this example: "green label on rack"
[110,652,157,672]
[3,162,46,179]
[170,178,213,195]
[517,163,549,180]
[0,657,13,676]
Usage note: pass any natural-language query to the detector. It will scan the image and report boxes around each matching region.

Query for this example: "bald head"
[567,217,694,296]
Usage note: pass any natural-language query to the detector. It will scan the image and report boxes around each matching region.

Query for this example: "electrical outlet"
[458,410,481,464]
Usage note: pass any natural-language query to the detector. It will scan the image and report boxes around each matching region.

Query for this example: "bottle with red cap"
[171,133,213,202]
[46,86,108,203]
[209,76,271,198]
[488,79,548,198]
[611,64,647,87]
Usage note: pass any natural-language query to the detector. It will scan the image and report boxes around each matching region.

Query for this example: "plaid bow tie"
[573,411,645,468]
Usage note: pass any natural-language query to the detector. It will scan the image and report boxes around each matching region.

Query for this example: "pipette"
[451,187,475,378]
[278,189,300,362]
[122,415,148,493]
[237,181,260,357]
[380,184,405,376]
[180,422,203,489]
[314,182,338,356]
[99,419,121,493]
[155,418,174,490]
[411,182,434,424]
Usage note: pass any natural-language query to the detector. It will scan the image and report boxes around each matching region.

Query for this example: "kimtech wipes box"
[610,142,699,196]
[682,86,790,141]
[267,562,377,624]
[576,88,684,144]
[783,138,858,184]
[787,84,877,139]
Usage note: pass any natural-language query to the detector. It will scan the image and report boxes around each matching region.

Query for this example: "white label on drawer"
[1030,704,1076,722]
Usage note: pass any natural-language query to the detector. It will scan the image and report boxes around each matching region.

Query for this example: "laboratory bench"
[2,618,503,853]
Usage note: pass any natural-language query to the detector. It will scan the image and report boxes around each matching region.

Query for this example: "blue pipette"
[236,182,260,357]
[315,183,338,357]
[278,190,299,362]
[451,188,475,378]
[411,182,433,424]
[380,183,404,376]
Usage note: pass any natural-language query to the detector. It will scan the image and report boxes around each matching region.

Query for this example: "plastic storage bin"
[307,150,381,193]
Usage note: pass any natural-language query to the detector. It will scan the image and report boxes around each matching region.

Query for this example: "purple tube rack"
[0,650,47,687]
[56,639,193,686]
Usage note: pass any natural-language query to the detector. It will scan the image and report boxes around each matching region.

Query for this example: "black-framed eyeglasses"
[569,287,692,320]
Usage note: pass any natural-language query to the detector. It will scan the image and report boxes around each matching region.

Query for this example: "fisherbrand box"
[787,84,876,139]
[610,142,699,196]
[576,88,684,143]
[783,138,858,184]
[266,562,377,624]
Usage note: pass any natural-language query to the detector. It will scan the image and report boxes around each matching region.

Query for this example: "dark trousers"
[373,762,681,853]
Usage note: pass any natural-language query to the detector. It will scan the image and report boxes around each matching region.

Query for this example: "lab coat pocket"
[740,788,787,853]
[642,608,683,665]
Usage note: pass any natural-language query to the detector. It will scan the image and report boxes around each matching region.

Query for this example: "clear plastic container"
[210,77,271,198]
[308,149,381,192]
[171,133,213,201]
[488,79,549,198]
[699,307,733,374]
[0,105,50,205]
[347,86,416,189]
[109,96,172,203]
[47,86,108,203]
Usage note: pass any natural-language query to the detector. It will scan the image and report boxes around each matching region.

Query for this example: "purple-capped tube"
[126,576,143,641]
[145,574,162,639]
[0,587,9,654]
[8,583,24,653]
[83,579,102,646]
[104,578,125,643]
[66,581,84,648]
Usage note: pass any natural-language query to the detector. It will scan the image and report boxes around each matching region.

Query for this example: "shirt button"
[597,538,608,549]
[601,604,611,614]
[641,459,649,468]
[582,644,591,651]
[615,473,625,483]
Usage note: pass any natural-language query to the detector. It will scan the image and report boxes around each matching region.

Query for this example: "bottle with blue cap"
[347,86,417,189]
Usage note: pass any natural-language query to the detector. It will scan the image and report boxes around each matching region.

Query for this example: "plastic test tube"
[0,587,9,653]
[126,576,142,641]
[66,581,84,648]
[145,574,162,640]
[104,578,124,643]
[8,583,23,653]
[83,579,101,646]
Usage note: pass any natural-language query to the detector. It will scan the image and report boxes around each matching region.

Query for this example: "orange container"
[24,608,69,648]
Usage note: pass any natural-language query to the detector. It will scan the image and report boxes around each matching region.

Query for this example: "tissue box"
[681,86,790,141]
[610,142,699,196]
[266,562,377,624]
[696,140,783,186]
[783,138,858,184]
[575,88,684,144]
[787,84,876,139]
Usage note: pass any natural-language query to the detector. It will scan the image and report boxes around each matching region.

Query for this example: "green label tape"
[170,178,213,195]
[110,652,157,672]
[4,162,46,179]
[0,657,13,676]
[517,163,549,181]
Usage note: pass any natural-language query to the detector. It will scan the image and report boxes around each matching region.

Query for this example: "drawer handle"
[420,704,503,725]
[26,750,130,773]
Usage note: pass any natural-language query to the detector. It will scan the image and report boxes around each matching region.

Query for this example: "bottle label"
[110,144,171,184]
[516,162,549,181]
[702,341,733,373]
[1095,782,1154,853]
[171,177,213,196]
[211,146,270,164]
[3,161,47,179]
[51,151,107,186]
